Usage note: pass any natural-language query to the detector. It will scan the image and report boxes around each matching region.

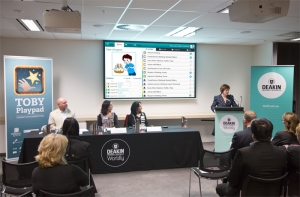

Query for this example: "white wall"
[253,42,273,66]
[0,38,265,146]
[0,38,254,118]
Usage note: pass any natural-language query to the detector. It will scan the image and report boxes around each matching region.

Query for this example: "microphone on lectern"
[240,96,243,107]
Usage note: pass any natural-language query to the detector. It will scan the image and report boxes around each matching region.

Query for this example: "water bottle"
[135,121,140,133]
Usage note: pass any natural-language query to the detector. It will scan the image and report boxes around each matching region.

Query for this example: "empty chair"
[1,158,38,196]
[39,185,95,197]
[124,114,130,127]
[189,148,233,197]
[240,172,288,197]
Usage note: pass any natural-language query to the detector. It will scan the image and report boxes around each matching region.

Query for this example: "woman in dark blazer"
[272,112,300,146]
[211,84,238,135]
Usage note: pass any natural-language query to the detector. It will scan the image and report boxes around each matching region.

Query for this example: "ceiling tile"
[53,33,82,39]
[83,7,125,23]
[0,18,19,30]
[152,11,204,26]
[0,29,27,38]
[139,26,180,36]
[1,1,43,19]
[82,23,114,34]
[171,0,228,12]
[83,0,130,7]
[22,31,56,39]
[129,0,180,10]
[119,9,165,24]
[186,13,231,27]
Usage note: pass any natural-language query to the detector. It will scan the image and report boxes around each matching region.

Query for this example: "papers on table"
[110,127,127,134]
[146,126,162,132]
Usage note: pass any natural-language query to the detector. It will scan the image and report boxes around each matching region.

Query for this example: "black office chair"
[66,157,90,185]
[189,148,233,197]
[286,171,300,197]
[39,186,95,197]
[1,158,38,196]
[240,172,288,197]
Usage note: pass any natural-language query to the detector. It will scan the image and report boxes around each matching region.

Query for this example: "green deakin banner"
[250,66,294,137]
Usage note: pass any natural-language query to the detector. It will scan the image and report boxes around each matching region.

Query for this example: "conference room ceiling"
[0,0,299,45]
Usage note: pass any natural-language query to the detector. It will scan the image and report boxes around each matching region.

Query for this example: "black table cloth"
[19,126,203,174]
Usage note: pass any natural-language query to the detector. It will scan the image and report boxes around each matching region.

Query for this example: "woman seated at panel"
[97,100,118,128]
[127,101,149,127]
[272,112,300,146]
[32,133,88,195]
[62,117,97,193]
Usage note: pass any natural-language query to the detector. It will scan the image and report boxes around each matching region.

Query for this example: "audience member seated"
[62,117,94,170]
[48,98,76,130]
[230,110,257,160]
[272,112,300,146]
[216,118,287,197]
[32,133,88,195]
[127,101,149,127]
[97,100,118,128]
[62,117,97,193]
[283,123,300,182]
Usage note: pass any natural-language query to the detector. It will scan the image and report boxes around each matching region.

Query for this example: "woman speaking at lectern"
[211,84,238,135]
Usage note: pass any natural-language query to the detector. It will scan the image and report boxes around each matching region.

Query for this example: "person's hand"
[18,78,35,92]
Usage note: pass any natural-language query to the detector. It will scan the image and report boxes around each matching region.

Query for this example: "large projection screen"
[104,40,196,99]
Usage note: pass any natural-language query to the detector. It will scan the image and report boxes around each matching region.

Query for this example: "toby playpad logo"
[101,139,130,167]
[257,72,286,99]
[219,115,239,134]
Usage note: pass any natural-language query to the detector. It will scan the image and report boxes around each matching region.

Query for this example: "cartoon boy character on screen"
[122,54,136,76]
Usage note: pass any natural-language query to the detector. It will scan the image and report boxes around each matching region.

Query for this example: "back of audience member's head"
[244,110,257,123]
[101,100,111,115]
[130,101,141,115]
[251,118,273,142]
[35,133,68,168]
[282,112,300,134]
[62,117,79,137]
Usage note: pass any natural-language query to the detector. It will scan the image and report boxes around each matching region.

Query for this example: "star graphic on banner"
[26,71,40,85]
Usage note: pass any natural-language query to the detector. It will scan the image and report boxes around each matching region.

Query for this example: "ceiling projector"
[229,0,290,23]
[43,10,81,33]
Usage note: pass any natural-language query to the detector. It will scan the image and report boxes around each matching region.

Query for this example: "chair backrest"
[287,171,300,197]
[199,149,233,173]
[39,186,94,197]
[124,114,130,127]
[66,157,89,174]
[240,172,288,197]
[2,158,38,188]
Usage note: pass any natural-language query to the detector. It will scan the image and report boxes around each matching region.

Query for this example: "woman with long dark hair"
[97,100,118,128]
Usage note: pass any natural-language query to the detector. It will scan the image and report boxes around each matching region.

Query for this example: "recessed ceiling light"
[165,27,202,37]
[115,24,148,31]
[220,8,229,13]
[291,38,300,41]
[21,19,40,31]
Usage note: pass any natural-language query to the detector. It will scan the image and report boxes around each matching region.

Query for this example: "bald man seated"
[48,98,76,130]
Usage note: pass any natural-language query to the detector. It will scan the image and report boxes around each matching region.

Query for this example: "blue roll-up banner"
[4,56,53,160]
[250,66,294,136]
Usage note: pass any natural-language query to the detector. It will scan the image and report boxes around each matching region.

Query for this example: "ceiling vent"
[115,24,148,31]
